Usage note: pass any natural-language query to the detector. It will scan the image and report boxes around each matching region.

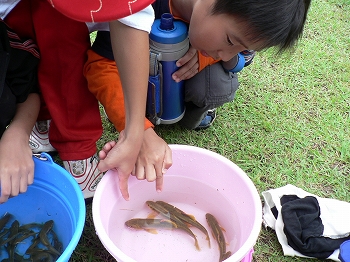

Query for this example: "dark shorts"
[0,83,16,136]
[179,63,239,129]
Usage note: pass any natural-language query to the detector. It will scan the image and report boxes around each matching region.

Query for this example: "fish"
[26,236,42,254]
[205,213,232,262]
[0,228,9,239]
[51,228,63,254]
[39,220,53,246]
[0,229,36,245]
[26,247,61,257]
[19,223,42,231]
[156,201,211,248]
[1,252,26,262]
[39,220,54,246]
[30,251,54,262]
[0,213,12,231]
[125,218,177,234]
[38,220,61,257]
[5,220,19,262]
[0,217,63,261]
[26,234,61,259]
[146,201,200,250]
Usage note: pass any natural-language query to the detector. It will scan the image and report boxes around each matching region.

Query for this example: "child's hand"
[172,46,199,82]
[98,130,141,201]
[98,128,172,198]
[133,128,172,192]
[0,130,34,204]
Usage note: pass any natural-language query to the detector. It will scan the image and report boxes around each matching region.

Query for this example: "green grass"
[69,0,349,260]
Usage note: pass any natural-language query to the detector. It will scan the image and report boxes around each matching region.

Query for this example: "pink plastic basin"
[92,145,262,262]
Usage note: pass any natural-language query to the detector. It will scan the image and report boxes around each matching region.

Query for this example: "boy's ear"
[49,0,154,23]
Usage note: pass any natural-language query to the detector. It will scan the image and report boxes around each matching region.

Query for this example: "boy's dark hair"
[211,0,311,52]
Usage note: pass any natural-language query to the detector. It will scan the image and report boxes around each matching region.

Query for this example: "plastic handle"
[33,152,54,164]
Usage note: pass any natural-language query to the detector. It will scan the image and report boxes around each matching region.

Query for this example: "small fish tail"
[206,234,211,248]
[194,237,201,251]
[220,251,232,261]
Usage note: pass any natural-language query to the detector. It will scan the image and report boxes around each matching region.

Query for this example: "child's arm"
[0,93,40,203]
[172,46,251,82]
[84,50,172,190]
[97,20,150,200]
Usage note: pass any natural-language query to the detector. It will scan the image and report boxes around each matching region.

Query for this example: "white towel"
[262,184,350,261]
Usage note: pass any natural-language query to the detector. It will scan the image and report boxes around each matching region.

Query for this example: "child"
[0,20,40,203]
[4,0,155,201]
[84,0,311,193]
[4,0,105,201]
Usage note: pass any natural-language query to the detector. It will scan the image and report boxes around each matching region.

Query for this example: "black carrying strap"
[0,20,11,98]
[0,19,40,104]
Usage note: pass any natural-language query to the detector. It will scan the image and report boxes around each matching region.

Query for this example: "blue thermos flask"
[147,13,189,125]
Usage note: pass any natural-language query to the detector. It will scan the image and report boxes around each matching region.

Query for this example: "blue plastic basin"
[0,153,85,261]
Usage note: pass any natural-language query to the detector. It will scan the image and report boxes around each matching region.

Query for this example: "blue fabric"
[339,241,350,262]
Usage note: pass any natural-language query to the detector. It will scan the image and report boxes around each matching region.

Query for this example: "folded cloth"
[262,184,350,261]
[282,195,350,259]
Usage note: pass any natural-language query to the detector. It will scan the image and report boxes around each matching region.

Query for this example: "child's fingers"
[116,172,130,201]
[19,173,29,194]
[103,141,117,152]
[172,56,199,82]
[98,141,117,161]
[155,175,163,193]
[162,146,173,174]
[175,46,197,67]
[98,150,107,161]
[135,166,146,180]
[0,177,11,204]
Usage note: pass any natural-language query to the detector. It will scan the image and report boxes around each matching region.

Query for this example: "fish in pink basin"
[206,213,232,262]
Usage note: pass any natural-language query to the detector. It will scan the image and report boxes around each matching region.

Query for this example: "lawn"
[70,0,349,261]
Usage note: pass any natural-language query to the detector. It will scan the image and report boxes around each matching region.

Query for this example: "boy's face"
[189,0,261,61]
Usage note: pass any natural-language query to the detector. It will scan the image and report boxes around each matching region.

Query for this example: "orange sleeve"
[197,53,220,72]
[83,50,154,132]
